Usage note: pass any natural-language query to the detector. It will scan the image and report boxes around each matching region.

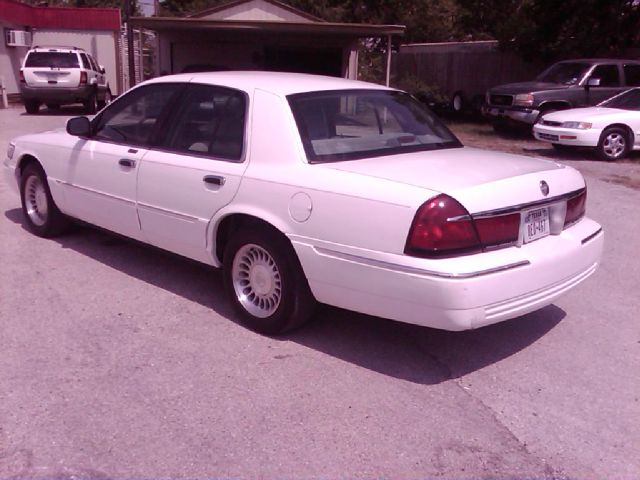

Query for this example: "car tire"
[19,163,69,238]
[223,226,316,335]
[83,91,97,114]
[24,100,40,114]
[597,127,630,161]
[97,88,112,110]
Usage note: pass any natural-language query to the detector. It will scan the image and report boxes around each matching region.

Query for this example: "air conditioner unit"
[5,30,32,48]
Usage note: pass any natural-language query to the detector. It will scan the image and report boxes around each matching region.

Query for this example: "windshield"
[25,52,79,68]
[288,90,461,163]
[600,88,640,110]
[536,62,591,85]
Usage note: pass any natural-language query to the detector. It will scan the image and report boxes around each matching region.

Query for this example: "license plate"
[523,207,550,243]
[538,132,559,141]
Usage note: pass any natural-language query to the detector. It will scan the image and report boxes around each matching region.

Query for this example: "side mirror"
[586,77,601,88]
[66,116,91,137]
[99,65,106,74]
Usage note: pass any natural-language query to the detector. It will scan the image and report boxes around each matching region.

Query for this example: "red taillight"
[79,71,87,85]
[474,213,520,247]
[564,189,586,227]
[405,194,481,257]
[19,70,25,83]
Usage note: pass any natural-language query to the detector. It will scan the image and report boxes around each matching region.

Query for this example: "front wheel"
[223,227,316,334]
[597,127,630,161]
[19,163,69,237]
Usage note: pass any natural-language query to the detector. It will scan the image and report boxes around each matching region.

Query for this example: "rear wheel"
[223,227,315,334]
[83,92,97,114]
[19,163,69,237]
[24,100,40,114]
[597,127,630,161]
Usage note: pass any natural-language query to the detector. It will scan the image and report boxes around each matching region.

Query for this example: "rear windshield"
[288,89,461,163]
[600,88,640,110]
[536,62,592,85]
[25,52,79,68]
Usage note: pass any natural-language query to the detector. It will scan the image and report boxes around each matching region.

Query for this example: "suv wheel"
[597,127,630,161]
[83,92,97,114]
[24,100,40,114]
[97,89,112,110]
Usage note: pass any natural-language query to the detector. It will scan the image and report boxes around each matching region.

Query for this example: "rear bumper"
[482,105,540,125]
[291,218,604,331]
[20,84,93,103]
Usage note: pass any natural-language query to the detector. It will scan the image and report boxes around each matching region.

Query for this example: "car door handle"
[119,158,136,168]
[203,175,225,186]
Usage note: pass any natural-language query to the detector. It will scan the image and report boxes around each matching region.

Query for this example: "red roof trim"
[0,0,121,31]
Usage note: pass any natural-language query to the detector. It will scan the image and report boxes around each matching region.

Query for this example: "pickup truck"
[483,58,640,129]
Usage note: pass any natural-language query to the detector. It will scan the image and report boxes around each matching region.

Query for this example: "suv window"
[88,55,99,72]
[624,64,640,86]
[25,52,79,68]
[163,84,246,161]
[590,65,620,87]
[79,53,91,70]
[93,84,182,146]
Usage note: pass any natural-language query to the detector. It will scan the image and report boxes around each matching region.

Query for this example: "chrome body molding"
[62,181,136,206]
[314,247,531,279]
[137,202,200,222]
[582,227,603,245]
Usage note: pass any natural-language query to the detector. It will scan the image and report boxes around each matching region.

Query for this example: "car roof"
[144,71,393,96]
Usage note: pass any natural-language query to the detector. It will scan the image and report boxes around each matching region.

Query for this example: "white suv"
[20,46,112,114]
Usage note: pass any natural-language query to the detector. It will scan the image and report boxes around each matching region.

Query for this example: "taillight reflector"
[474,213,520,247]
[80,71,87,85]
[564,189,586,227]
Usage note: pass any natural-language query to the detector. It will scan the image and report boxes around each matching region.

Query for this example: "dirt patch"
[601,174,640,190]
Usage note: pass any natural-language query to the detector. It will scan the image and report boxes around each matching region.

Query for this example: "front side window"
[162,84,246,161]
[590,65,620,87]
[288,90,461,163]
[92,83,182,146]
[536,62,591,85]
[25,52,79,68]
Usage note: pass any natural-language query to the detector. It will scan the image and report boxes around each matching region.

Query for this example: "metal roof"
[130,16,405,37]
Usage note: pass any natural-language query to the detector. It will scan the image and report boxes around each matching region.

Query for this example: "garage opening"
[263,46,343,77]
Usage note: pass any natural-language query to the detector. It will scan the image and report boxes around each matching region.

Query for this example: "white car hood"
[542,107,635,123]
[320,146,563,192]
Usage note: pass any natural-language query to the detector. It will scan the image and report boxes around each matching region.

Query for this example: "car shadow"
[20,105,89,117]
[4,207,566,385]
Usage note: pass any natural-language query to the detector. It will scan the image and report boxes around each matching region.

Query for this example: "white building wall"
[0,21,31,95]
[31,29,120,94]
[200,0,313,22]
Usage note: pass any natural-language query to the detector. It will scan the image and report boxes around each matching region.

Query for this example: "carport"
[130,0,404,84]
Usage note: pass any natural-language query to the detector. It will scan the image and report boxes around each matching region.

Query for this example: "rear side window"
[80,53,91,69]
[162,84,246,161]
[25,52,79,68]
[590,65,621,87]
[624,64,640,86]
[88,55,99,71]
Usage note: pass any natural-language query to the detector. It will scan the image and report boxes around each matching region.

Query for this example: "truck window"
[623,64,640,86]
[590,65,620,87]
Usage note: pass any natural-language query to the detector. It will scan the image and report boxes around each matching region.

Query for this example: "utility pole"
[125,0,136,88]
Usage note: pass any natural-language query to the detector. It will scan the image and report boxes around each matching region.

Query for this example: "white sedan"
[4,72,604,334]
[533,87,640,161]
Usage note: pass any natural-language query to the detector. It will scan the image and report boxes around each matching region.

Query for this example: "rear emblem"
[540,180,550,196]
